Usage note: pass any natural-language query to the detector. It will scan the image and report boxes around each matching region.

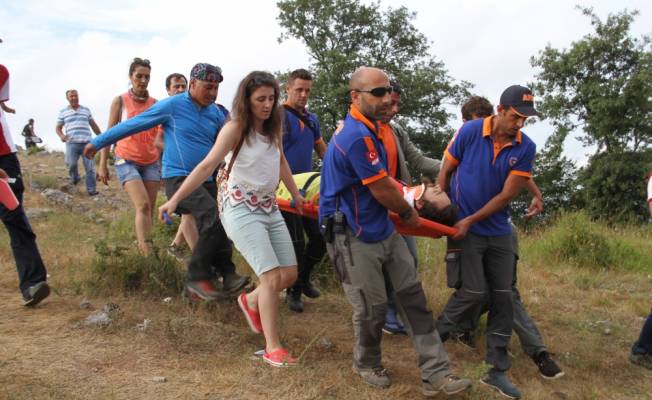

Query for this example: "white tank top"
[222,131,280,212]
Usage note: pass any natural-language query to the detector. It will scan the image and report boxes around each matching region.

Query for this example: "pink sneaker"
[237,293,263,334]
[263,348,297,367]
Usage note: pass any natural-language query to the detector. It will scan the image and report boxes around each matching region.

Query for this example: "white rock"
[85,311,111,327]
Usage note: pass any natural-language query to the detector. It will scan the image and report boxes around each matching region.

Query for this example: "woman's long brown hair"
[230,71,282,148]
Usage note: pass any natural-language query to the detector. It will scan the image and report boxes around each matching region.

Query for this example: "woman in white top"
[159,71,304,367]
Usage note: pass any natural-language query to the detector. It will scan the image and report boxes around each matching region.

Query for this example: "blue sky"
[1,0,650,165]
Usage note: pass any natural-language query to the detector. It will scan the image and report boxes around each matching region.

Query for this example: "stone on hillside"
[41,188,74,207]
[152,376,167,383]
[58,183,78,194]
[102,303,121,315]
[136,319,151,331]
[25,208,51,220]
[72,203,89,214]
[92,195,128,209]
[85,311,111,327]
[79,299,92,309]
[318,336,335,351]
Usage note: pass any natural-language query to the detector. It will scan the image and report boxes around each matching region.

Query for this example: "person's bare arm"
[0,101,15,114]
[367,176,419,228]
[89,119,102,135]
[314,139,327,159]
[524,178,544,218]
[154,129,164,152]
[279,151,305,214]
[97,96,122,185]
[56,122,67,142]
[453,174,529,239]
[158,121,240,221]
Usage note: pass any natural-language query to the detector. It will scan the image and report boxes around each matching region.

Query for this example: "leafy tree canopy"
[277,0,471,159]
[530,7,652,153]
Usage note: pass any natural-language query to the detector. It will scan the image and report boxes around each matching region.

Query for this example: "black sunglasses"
[353,86,393,97]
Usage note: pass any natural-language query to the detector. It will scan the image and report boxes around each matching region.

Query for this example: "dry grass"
[0,151,651,400]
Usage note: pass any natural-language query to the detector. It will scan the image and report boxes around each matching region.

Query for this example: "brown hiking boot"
[422,374,472,397]
[352,364,391,388]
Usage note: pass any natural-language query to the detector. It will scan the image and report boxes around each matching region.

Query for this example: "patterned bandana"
[190,63,223,83]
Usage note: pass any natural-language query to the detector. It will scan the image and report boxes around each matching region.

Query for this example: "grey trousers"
[437,232,515,371]
[326,229,451,382]
[439,231,546,357]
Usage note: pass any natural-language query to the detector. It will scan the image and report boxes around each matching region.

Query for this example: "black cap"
[499,85,541,118]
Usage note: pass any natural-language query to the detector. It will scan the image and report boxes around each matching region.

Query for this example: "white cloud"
[1,0,650,166]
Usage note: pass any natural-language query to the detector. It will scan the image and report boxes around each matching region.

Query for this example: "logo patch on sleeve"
[509,156,518,166]
[366,150,379,165]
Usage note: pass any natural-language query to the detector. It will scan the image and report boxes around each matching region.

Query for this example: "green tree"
[511,127,580,226]
[276,0,471,163]
[530,7,652,222]
[530,7,652,153]
[579,150,650,222]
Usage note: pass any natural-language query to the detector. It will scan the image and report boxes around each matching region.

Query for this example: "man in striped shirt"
[56,89,102,195]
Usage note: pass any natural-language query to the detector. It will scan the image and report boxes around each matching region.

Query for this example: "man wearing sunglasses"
[320,66,471,396]
[83,63,250,301]
[436,85,540,399]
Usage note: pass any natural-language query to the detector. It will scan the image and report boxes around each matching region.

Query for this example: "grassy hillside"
[0,150,650,399]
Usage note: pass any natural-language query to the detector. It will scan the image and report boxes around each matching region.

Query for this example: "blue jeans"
[65,142,96,193]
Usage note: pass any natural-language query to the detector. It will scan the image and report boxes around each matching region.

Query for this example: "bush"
[30,174,59,190]
[535,212,652,271]
[86,240,184,297]
[27,146,45,155]
[86,206,183,297]
[580,150,651,223]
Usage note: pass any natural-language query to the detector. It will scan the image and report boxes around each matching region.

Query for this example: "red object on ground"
[0,178,18,210]
[276,198,458,238]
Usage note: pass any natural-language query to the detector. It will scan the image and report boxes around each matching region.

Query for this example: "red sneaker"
[237,293,263,334]
[186,280,220,301]
[263,348,297,367]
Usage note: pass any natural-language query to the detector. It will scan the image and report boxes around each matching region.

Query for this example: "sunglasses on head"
[354,86,393,97]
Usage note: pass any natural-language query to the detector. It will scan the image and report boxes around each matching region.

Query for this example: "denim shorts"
[114,157,161,185]
[221,201,296,276]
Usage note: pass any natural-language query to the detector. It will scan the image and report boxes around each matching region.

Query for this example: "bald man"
[319,67,471,396]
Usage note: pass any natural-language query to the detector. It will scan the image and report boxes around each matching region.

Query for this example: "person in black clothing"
[21,118,38,149]
[0,61,50,306]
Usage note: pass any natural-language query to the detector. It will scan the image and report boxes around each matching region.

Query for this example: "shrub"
[535,211,652,271]
[30,174,59,190]
[86,240,184,297]
[580,150,651,223]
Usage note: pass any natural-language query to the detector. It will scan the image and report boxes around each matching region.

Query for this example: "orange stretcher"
[276,198,458,239]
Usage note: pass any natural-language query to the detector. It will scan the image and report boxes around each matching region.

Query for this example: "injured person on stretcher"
[276,172,458,227]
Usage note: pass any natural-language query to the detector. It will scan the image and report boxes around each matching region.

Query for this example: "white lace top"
[221,131,280,213]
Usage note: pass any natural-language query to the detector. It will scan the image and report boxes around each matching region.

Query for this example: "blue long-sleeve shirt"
[91,91,227,179]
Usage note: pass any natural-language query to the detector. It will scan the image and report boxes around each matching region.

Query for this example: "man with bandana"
[84,63,250,300]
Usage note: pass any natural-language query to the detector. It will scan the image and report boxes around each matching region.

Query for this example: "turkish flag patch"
[366,150,378,163]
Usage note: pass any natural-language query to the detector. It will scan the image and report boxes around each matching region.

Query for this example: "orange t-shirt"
[378,122,398,179]
[114,93,160,165]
